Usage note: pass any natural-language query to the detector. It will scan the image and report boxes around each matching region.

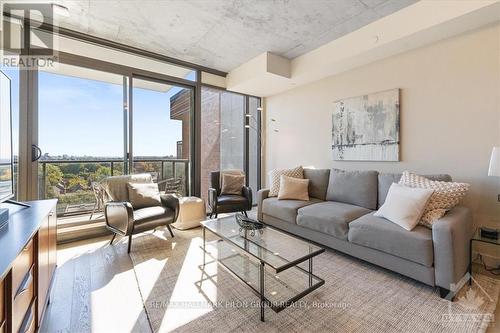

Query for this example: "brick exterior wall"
[170,89,191,160]
[170,86,222,206]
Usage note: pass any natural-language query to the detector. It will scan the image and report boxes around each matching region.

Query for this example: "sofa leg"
[127,234,133,253]
[243,211,248,218]
[166,224,175,238]
[109,233,116,245]
[439,287,453,300]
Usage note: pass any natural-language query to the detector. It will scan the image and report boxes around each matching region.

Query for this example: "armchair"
[208,171,252,218]
[102,174,179,253]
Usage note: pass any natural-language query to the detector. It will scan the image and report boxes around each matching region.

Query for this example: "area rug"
[121,228,499,333]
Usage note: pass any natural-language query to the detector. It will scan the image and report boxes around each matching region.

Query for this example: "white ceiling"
[52,0,418,73]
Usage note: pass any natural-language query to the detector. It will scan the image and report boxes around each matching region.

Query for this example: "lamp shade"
[488,147,500,176]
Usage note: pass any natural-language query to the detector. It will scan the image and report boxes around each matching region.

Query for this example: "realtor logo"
[1,2,58,69]
[442,273,495,323]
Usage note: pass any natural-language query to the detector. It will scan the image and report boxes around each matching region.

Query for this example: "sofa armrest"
[161,193,180,223]
[257,189,270,222]
[242,186,253,209]
[432,206,473,291]
[104,201,134,236]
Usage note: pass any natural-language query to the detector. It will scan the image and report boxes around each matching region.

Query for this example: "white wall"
[264,24,500,227]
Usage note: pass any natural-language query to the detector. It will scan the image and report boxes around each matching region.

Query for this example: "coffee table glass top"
[202,216,324,272]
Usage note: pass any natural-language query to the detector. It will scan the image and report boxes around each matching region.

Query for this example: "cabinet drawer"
[18,300,35,333]
[13,267,34,333]
[12,239,34,295]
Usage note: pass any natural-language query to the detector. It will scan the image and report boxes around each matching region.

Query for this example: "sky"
[38,71,189,157]
[0,66,192,158]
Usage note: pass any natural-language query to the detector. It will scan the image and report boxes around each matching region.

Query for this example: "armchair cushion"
[217,194,248,206]
[127,182,161,209]
[103,173,153,202]
[133,206,175,234]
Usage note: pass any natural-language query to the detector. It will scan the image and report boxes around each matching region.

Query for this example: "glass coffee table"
[201,216,325,321]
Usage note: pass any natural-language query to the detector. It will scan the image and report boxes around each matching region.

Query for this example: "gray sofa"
[257,169,473,298]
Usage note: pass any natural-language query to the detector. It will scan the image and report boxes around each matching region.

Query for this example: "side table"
[469,228,500,285]
[171,196,206,230]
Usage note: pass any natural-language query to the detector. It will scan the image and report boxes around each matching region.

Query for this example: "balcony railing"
[38,158,189,217]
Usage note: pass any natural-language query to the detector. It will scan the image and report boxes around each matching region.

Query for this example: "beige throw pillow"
[268,166,304,197]
[221,173,245,195]
[399,171,470,228]
[127,182,161,209]
[278,175,309,201]
[374,183,434,231]
[220,169,245,186]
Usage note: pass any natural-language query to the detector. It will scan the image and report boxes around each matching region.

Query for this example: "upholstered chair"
[208,171,252,218]
[102,174,179,253]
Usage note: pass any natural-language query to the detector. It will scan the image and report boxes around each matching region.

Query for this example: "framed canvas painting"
[332,89,400,161]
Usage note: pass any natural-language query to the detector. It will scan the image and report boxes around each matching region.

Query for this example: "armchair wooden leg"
[109,233,116,245]
[127,234,133,253]
[166,224,175,238]
[243,211,248,218]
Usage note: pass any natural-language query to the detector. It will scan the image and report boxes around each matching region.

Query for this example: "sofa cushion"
[262,197,321,223]
[326,169,378,210]
[378,173,452,208]
[297,202,371,239]
[304,168,330,200]
[348,212,434,267]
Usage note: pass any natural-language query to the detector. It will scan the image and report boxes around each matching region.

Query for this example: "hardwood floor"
[40,235,151,333]
[40,234,500,333]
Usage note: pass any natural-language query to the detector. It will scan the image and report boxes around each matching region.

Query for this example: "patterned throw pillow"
[399,171,470,228]
[268,166,304,197]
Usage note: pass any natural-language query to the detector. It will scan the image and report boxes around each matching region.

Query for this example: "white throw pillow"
[399,171,470,228]
[374,183,434,231]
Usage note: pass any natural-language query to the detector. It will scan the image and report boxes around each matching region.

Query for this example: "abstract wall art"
[332,89,400,161]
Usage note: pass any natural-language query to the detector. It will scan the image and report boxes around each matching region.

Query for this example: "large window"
[38,65,126,216]
[132,77,192,195]
[0,65,20,199]
[200,86,261,207]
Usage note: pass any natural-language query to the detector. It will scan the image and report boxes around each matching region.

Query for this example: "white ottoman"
[171,196,206,230]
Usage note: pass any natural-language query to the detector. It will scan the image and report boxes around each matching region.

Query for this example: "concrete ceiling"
[52,0,418,73]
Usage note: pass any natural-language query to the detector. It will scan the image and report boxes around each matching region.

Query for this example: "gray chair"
[102,174,179,253]
[208,171,252,218]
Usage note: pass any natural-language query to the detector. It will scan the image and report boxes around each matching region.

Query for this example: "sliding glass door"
[131,77,193,195]
[38,64,127,216]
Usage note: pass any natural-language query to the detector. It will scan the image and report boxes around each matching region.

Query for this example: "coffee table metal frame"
[201,219,325,321]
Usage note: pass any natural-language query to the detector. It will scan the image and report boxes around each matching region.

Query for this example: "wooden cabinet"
[0,200,57,333]
[12,266,33,333]
[38,207,56,324]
